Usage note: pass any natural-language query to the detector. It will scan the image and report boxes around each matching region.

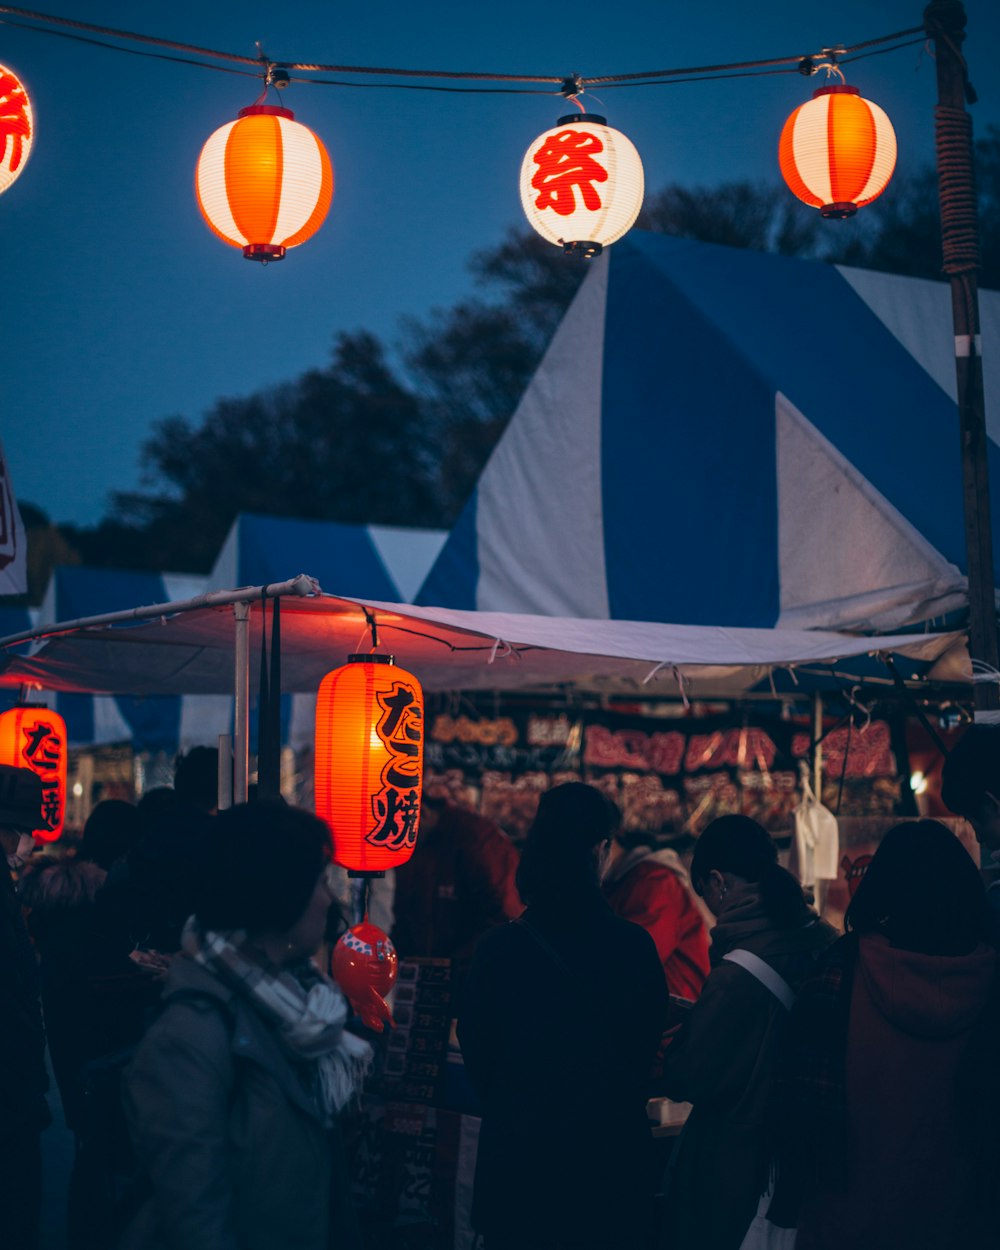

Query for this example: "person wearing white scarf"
[121,803,369,1250]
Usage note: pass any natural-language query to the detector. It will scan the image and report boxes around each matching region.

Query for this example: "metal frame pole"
[233,603,250,803]
[217,733,233,811]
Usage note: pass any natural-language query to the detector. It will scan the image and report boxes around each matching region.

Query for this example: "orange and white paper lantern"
[196,104,333,261]
[315,655,423,875]
[520,113,644,257]
[0,63,34,196]
[779,85,896,219]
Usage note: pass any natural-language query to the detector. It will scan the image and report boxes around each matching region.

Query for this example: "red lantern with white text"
[0,706,67,841]
[332,920,398,1032]
[196,104,333,261]
[0,62,34,196]
[520,113,644,257]
[315,655,423,874]
[779,85,896,219]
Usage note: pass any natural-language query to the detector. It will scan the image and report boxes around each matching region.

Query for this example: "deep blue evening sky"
[2,0,1000,529]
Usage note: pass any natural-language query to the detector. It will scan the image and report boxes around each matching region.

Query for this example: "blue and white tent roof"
[210,513,447,604]
[37,566,225,752]
[30,516,448,752]
[417,231,1000,634]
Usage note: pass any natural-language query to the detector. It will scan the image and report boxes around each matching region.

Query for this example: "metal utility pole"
[925,0,999,712]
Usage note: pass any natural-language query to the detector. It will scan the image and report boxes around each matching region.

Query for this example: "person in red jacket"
[602,832,711,1000]
[391,795,522,965]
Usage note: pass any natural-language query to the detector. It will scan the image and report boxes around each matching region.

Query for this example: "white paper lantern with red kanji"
[520,113,644,257]
[779,85,896,219]
[196,104,333,262]
[0,63,34,196]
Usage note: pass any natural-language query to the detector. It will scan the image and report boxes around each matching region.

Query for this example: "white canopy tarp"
[0,583,962,699]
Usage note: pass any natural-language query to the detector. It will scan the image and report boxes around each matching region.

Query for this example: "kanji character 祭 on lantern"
[0,62,34,196]
[520,112,644,257]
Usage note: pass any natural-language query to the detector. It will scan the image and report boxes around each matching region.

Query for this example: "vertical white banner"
[0,439,27,596]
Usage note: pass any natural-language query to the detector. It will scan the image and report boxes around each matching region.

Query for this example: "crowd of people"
[2,727,1000,1250]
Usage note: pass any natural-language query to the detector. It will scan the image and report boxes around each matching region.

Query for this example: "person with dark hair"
[772,820,1000,1250]
[659,814,836,1250]
[121,802,367,1250]
[173,746,220,814]
[458,782,669,1250]
[0,764,48,1250]
[21,800,141,1126]
[941,724,1000,911]
[79,798,141,872]
[602,829,711,999]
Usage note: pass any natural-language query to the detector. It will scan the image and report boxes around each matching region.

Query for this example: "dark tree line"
[28,127,1000,581]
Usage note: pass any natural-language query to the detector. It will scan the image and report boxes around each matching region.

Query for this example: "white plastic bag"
[793,762,839,886]
[739,1185,796,1250]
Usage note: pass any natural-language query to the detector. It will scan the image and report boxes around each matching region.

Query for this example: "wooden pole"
[925,0,1000,712]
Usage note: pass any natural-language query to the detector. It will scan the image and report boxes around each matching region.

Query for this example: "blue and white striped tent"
[36,515,447,752]
[209,513,447,604]
[417,231,1000,636]
[37,566,216,751]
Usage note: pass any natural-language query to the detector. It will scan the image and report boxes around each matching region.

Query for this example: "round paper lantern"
[315,654,423,874]
[331,920,398,1032]
[196,104,333,261]
[520,113,644,257]
[0,63,34,196]
[0,706,67,842]
[779,85,896,219]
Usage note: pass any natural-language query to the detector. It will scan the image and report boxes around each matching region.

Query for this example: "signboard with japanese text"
[423,705,903,841]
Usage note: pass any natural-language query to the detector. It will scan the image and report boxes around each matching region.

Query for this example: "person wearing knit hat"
[122,802,367,1250]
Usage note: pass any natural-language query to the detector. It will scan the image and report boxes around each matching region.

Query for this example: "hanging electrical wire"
[0,4,930,94]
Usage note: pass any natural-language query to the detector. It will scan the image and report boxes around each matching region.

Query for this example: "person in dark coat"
[458,782,670,1250]
[20,799,142,1130]
[941,724,1000,912]
[0,764,48,1250]
[122,803,368,1250]
[660,815,837,1250]
[772,820,1000,1250]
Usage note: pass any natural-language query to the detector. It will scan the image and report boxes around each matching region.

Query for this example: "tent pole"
[234,603,250,804]
[812,692,823,801]
[217,733,233,811]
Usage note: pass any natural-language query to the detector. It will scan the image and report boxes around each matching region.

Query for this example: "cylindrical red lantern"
[0,62,34,196]
[0,706,67,842]
[331,920,398,1032]
[315,654,423,874]
[520,113,644,257]
[779,85,896,219]
[196,104,333,261]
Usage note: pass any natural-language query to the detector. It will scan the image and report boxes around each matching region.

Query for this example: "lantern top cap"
[556,112,608,127]
[237,104,295,120]
[811,84,860,100]
[347,653,395,666]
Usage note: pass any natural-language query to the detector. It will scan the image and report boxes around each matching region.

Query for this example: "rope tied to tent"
[672,666,691,711]
[488,637,512,664]
[970,658,1000,685]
